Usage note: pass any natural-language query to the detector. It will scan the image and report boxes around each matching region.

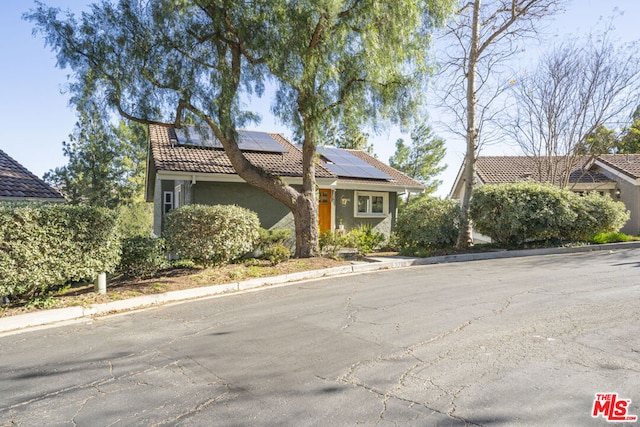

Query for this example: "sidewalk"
[2,241,639,335]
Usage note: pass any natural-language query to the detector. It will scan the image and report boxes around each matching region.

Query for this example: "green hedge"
[0,204,120,298]
[118,236,167,278]
[395,197,460,250]
[164,204,260,266]
[470,182,629,244]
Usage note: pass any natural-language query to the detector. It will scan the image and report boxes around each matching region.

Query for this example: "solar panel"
[318,147,391,180]
[174,128,288,153]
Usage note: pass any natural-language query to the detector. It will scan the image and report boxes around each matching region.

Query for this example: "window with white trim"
[163,191,174,214]
[354,191,388,217]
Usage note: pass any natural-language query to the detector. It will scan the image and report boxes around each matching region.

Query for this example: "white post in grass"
[94,272,107,295]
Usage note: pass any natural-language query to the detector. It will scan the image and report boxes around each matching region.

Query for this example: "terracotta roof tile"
[597,154,640,179]
[476,156,613,185]
[150,125,334,178]
[0,149,65,200]
[149,125,424,190]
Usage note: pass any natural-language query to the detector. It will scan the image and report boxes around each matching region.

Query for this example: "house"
[449,155,640,235]
[0,148,65,202]
[145,125,425,238]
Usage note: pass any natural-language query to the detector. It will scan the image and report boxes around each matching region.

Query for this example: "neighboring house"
[449,155,640,235]
[145,125,425,238]
[0,148,65,202]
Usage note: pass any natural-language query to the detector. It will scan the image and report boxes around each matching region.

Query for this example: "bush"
[118,236,167,278]
[566,192,630,241]
[319,230,350,258]
[164,204,260,266]
[257,228,293,250]
[263,244,291,265]
[117,201,153,238]
[348,224,385,255]
[0,204,120,298]
[470,182,629,244]
[395,197,460,250]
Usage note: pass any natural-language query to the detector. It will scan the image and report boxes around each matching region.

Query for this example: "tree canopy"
[44,107,147,209]
[27,0,455,257]
[389,123,446,195]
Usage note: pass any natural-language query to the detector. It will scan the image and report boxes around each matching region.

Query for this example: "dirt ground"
[0,257,351,318]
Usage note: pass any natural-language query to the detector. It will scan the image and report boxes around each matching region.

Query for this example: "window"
[163,191,173,214]
[354,191,388,217]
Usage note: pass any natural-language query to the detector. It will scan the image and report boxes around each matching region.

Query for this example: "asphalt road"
[1,249,639,426]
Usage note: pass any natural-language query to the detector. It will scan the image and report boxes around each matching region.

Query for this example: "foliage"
[319,231,350,259]
[565,192,630,241]
[389,123,447,194]
[616,107,640,153]
[348,224,385,255]
[27,0,455,257]
[590,232,637,244]
[117,202,154,238]
[257,228,293,250]
[470,182,629,244]
[577,125,618,155]
[395,197,460,250]
[263,244,292,266]
[164,205,260,266]
[44,107,148,209]
[118,236,167,278]
[332,125,375,155]
[0,204,121,298]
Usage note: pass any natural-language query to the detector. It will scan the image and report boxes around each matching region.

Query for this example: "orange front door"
[318,189,332,233]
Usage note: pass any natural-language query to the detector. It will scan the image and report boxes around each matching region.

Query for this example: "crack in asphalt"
[328,291,529,426]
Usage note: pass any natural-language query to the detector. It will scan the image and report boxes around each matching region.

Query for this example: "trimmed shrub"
[263,244,291,265]
[118,236,167,278]
[470,182,576,244]
[470,182,629,244]
[348,224,385,255]
[566,192,630,241]
[0,204,120,298]
[395,197,460,250]
[257,228,293,250]
[164,204,260,266]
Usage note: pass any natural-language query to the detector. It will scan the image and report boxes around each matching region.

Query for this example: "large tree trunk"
[294,117,320,258]
[456,0,481,248]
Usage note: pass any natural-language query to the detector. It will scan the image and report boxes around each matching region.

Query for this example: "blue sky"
[1,0,639,197]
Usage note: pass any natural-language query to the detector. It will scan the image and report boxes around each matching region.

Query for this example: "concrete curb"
[2,241,639,334]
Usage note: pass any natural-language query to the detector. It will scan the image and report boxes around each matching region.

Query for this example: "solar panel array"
[174,127,288,153]
[318,147,391,180]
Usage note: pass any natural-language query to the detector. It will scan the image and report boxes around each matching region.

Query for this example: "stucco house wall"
[333,189,397,236]
[592,165,640,235]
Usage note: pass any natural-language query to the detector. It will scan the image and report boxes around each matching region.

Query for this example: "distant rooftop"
[0,148,65,201]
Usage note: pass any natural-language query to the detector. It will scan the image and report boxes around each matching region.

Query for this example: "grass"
[590,232,640,244]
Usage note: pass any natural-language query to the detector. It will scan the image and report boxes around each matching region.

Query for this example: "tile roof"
[0,149,65,201]
[149,125,424,190]
[339,149,425,189]
[476,156,613,185]
[150,125,334,178]
[596,154,640,180]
